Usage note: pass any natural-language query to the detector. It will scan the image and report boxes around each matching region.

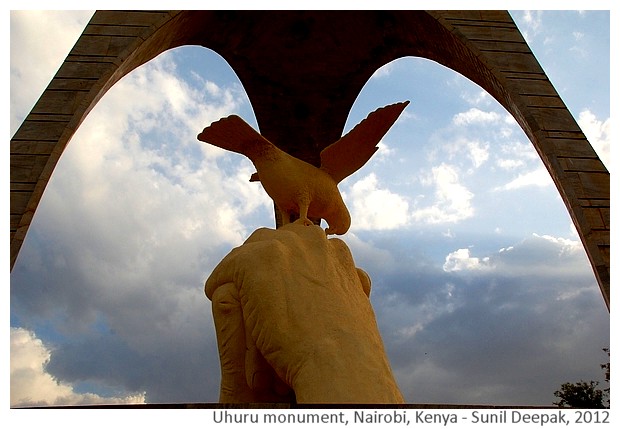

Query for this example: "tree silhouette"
[600,347,610,406]
[553,380,605,408]
[553,348,609,408]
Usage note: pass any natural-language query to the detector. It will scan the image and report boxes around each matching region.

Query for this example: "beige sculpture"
[197,101,409,235]
[202,103,408,403]
[206,222,404,403]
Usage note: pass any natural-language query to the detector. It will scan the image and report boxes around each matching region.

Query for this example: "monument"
[206,222,404,403]
[200,102,409,403]
[10,10,610,405]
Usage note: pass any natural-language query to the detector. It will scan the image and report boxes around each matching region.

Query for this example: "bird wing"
[320,101,409,184]
[197,115,273,161]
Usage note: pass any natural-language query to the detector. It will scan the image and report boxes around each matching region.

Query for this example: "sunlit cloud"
[462,89,493,106]
[11,39,265,404]
[411,163,474,224]
[466,140,489,168]
[443,248,492,272]
[495,167,553,191]
[370,61,395,79]
[346,173,410,230]
[374,140,397,162]
[577,109,611,171]
[465,141,489,168]
[10,11,94,134]
[523,10,543,30]
[441,233,588,278]
[496,140,540,171]
[438,136,490,171]
[496,158,525,170]
[517,10,544,44]
[11,328,145,407]
[452,108,502,126]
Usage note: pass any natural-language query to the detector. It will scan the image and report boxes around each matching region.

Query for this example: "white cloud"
[443,248,492,272]
[495,233,590,278]
[495,167,553,191]
[577,109,611,171]
[9,11,283,404]
[496,114,519,139]
[443,233,594,278]
[375,140,396,161]
[345,173,410,230]
[518,10,544,44]
[532,233,582,255]
[10,39,268,402]
[370,61,395,79]
[498,140,539,162]
[573,31,585,41]
[49,45,266,249]
[411,163,474,224]
[442,233,588,278]
[466,140,489,168]
[439,137,490,171]
[496,158,525,170]
[10,11,94,134]
[495,139,541,173]
[11,328,145,407]
[463,90,492,106]
[523,10,542,29]
[452,108,501,126]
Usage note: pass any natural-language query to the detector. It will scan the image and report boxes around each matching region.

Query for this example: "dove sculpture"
[197,101,409,235]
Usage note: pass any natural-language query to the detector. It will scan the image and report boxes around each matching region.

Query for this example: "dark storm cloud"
[350,230,609,405]
[15,212,606,406]
[11,223,224,403]
[45,330,222,403]
[9,144,236,404]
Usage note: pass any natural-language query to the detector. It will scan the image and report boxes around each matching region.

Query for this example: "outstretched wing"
[320,101,409,184]
[197,115,273,162]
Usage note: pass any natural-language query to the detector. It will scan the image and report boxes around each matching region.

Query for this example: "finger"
[244,321,277,392]
[206,227,282,300]
[211,282,255,402]
[356,268,372,297]
[328,237,358,271]
[244,324,295,401]
[328,237,371,297]
[206,260,234,300]
[244,226,281,244]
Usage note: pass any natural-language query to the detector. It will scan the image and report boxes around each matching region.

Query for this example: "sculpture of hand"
[206,222,404,404]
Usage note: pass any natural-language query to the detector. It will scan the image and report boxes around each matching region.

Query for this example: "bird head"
[324,211,351,236]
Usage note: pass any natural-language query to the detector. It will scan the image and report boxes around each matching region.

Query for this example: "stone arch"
[11,10,609,309]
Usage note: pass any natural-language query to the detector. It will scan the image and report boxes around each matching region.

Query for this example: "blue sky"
[8,8,612,409]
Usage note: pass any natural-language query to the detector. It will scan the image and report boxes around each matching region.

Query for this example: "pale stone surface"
[197,102,409,235]
[206,222,404,403]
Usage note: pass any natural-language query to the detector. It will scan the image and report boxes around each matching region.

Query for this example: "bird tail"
[197,115,272,160]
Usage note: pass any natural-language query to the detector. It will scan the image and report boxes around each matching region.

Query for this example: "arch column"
[427,11,610,308]
[11,10,182,269]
